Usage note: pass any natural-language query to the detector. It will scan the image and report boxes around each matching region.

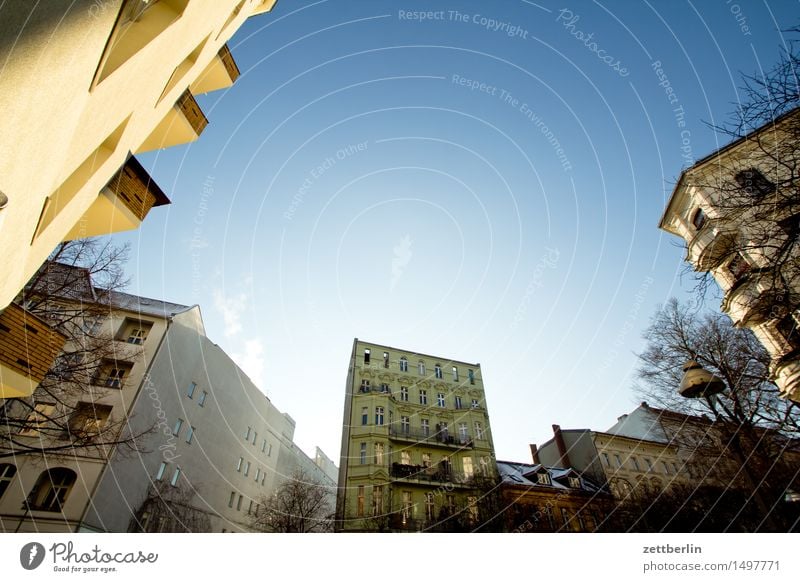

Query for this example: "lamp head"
[679,360,726,399]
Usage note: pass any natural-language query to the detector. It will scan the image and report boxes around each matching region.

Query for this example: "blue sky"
[114,0,800,463]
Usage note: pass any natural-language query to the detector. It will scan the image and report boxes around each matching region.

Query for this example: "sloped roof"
[496,460,603,493]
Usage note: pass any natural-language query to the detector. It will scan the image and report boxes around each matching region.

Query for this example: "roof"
[496,460,604,494]
[105,290,190,318]
[659,106,800,230]
[353,337,480,368]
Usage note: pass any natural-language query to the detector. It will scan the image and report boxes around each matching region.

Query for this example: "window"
[399,357,408,372]
[422,453,431,468]
[560,508,571,529]
[125,321,152,345]
[463,457,474,478]
[383,351,389,368]
[363,349,370,364]
[402,491,413,524]
[672,462,679,474]
[170,467,181,487]
[735,168,775,197]
[98,361,132,388]
[537,472,551,485]
[400,387,409,402]
[446,494,456,515]
[268,444,272,457]
[401,416,410,434]
[452,366,458,381]
[401,451,411,465]
[237,495,243,511]
[361,407,368,425]
[631,457,640,471]
[187,382,197,398]
[172,418,183,436]
[356,486,365,517]
[458,422,468,441]
[419,390,427,405]
[471,398,479,409]
[185,426,194,444]
[418,361,425,375]
[0,464,16,500]
[156,462,168,481]
[645,458,653,471]
[421,419,430,436]
[27,468,76,511]
[778,312,800,349]
[255,468,261,482]
[261,473,266,485]
[467,496,479,523]
[360,379,371,393]
[245,426,251,441]
[454,396,463,409]
[691,207,706,230]
[360,442,367,464]
[602,453,611,467]
[198,391,207,407]
[434,364,443,379]
[252,431,257,445]
[425,492,435,521]
[728,253,751,281]
[661,461,670,474]
[237,457,243,472]
[569,476,581,488]
[375,443,384,465]
[375,407,384,426]
[380,383,390,394]
[244,461,250,476]
[474,422,484,440]
[262,439,267,453]
[67,403,112,437]
[437,393,445,407]
[372,485,384,515]
[247,499,253,515]
[228,491,235,508]
[614,454,622,468]
[468,369,475,385]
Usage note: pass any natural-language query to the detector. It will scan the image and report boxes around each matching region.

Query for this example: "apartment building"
[659,108,800,402]
[336,339,497,532]
[0,262,333,533]
[0,0,279,398]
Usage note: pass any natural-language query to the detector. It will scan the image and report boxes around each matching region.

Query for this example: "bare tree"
[0,238,151,459]
[251,468,334,532]
[129,480,212,533]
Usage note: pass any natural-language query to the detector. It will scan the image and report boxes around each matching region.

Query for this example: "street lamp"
[678,358,777,530]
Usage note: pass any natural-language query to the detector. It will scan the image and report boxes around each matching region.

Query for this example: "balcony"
[388,426,474,449]
[190,45,240,94]
[686,223,737,271]
[250,0,279,15]
[723,270,787,326]
[64,156,170,240]
[0,304,67,398]
[771,352,800,402]
[138,90,209,153]
[390,463,474,487]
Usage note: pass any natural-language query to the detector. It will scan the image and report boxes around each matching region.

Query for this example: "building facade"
[659,109,800,402]
[0,0,279,398]
[0,263,334,533]
[336,339,498,532]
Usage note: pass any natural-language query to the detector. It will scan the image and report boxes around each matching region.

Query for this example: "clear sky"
[113,0,800,465]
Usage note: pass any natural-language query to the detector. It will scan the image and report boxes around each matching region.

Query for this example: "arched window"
[434,364,442,379]
[691,207,705,230]
[418,361,425,376]
[27,468,77,512]
[399,357,408,372]
[0,464,17,500]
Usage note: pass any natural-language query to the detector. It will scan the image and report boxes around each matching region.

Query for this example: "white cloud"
[213,289,248,337]
[232,338,265,388]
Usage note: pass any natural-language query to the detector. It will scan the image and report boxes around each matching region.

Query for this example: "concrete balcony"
[138,90,208,152]
[190,45,240,94]
[64,157,170,240]
[390,463,475,488]
[686,223,737,271]
[772,354,800,402]
[0,304,67,398]
[250,0,279,16]
[723,271,784,326]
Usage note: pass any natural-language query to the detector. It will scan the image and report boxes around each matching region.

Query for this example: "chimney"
[529,444,540,464]
[552,424,570,468]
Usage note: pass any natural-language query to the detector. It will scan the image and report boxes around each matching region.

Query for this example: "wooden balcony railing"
[0,303,67,383]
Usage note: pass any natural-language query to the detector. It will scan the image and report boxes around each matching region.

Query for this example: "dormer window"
[569,476,581,488]
[537,472,551,485]
[735,168,775,197]
[691,207,706,230]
